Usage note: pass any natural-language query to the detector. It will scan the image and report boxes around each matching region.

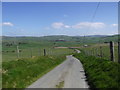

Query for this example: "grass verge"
[56,81,64,88]
[2,55,66,88]
[73,53,120,89]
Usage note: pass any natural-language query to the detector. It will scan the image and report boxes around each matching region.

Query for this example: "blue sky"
[2,2,118,36]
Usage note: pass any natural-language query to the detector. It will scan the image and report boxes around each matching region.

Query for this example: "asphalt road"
[27,54,89,88]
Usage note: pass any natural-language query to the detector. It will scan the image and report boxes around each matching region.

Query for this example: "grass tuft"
[56,81,64,88]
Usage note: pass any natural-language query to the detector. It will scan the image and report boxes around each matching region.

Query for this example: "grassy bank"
[74,52,120,89]
[2,55,66,88]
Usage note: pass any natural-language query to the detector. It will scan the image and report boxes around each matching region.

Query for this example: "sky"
[0,2,2,36]
[2,2,118,36]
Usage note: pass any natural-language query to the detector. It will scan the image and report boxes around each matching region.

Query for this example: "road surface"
[27,55,89,88]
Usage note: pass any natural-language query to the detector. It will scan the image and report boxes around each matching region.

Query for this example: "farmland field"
[2,35,119,62]
[2,40,76,62]
[2,35,119,88]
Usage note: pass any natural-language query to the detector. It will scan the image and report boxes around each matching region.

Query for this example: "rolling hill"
[2,34,119,44]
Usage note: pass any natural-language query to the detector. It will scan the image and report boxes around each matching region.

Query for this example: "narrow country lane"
[27,54,89,88]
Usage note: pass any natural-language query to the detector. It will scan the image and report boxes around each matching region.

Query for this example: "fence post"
[100,46,103,58]
[118,41,120,63]
[16,45,19,58]
[109,41,115,62]
[44,49,46,56]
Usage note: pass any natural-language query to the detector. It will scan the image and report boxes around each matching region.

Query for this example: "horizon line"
[1,34,119,37]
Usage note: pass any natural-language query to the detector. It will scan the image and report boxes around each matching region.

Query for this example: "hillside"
[2,34,119,44]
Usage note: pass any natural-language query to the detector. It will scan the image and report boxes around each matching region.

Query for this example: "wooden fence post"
[16,45,19,58]
[109,41,115,62]
[100,46,103,58]
[44,49,46,56]
[118,41,120,63]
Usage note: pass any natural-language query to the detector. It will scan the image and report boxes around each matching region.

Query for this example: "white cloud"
[52,22,64,29]
[2,22,14,27]
[72,22,106,29]
[51,22,71,29]
[64,25,71,28]
[51,22,106,30]
[112,24,118,27]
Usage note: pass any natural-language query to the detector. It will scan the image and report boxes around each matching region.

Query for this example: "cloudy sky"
[2,2,118,36]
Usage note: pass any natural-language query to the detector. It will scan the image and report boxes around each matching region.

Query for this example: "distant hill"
[85,35,108,37]
[2,34,119,44]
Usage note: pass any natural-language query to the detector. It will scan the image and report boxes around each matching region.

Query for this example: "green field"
[2,41,75,62]
[2,35,119,88]
[2,35,119,62]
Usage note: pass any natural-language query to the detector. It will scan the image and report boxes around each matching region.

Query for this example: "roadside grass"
[56,81,64,88]
[74,52,120,89]
[2,55,67,88]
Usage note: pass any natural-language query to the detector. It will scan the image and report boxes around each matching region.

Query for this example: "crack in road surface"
[27,55,89,88]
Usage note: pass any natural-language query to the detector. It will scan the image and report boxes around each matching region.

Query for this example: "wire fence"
[82,41,119,63]
[2,47,75,61]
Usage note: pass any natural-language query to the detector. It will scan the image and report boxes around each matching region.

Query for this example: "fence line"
[3,41,120,63]
[84,41,119,63]
[118,42,120,63]
[3,47,76,61]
